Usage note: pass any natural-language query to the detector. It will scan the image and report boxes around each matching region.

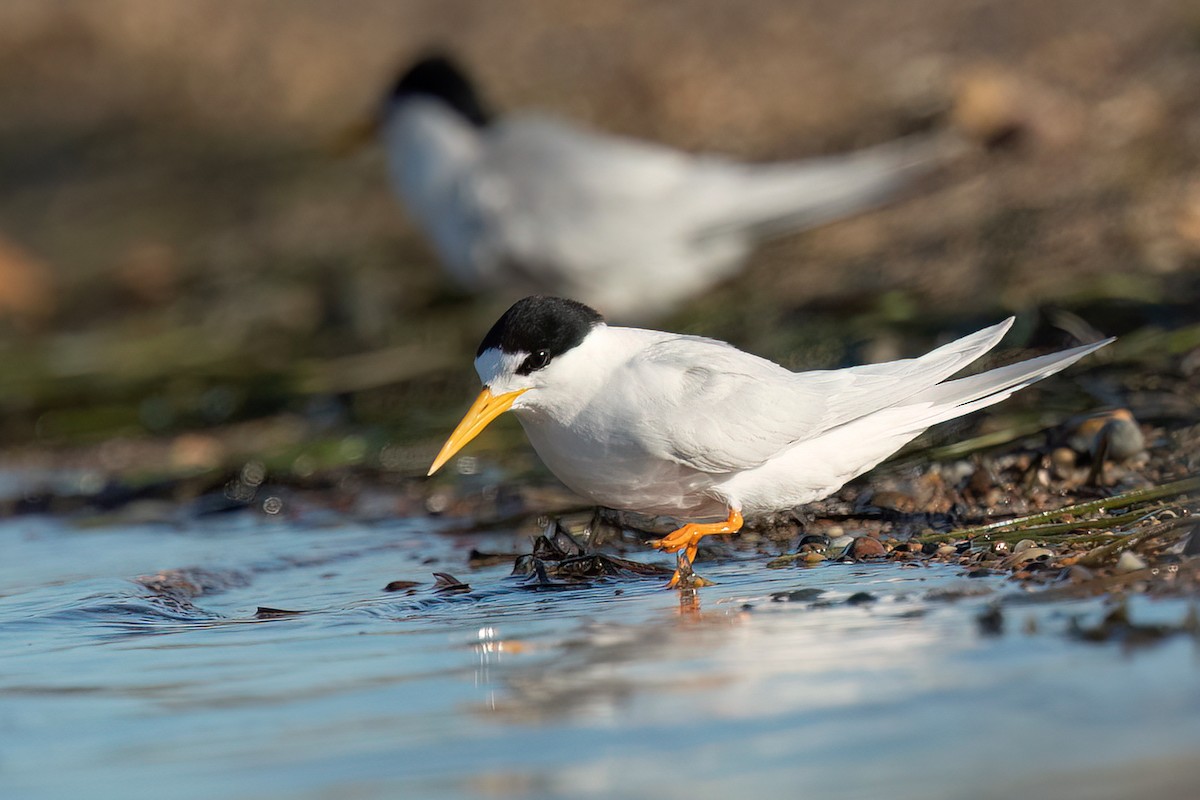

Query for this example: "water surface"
[2,508,1198,800]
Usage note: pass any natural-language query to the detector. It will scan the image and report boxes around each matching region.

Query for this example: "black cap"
[477,297,604,374]
[389,53,491,127]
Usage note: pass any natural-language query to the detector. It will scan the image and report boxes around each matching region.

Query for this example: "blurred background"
[1,0,1198,494]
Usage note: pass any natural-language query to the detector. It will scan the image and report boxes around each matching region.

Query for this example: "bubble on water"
[339,436,367,463]
[292,454,316,478]
[225,480,257,503]
[262,496,283,515]
[75,471,105,495]
[379,443,406,471]
[241,460,266,487]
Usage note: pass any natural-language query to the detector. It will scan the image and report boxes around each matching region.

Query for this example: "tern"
[354,54,964,321]
[428,296,1111,586]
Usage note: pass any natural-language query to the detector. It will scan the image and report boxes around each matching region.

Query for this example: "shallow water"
[2,506,1199,800]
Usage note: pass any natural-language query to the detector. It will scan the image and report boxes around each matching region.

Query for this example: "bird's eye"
[519,349,551,374]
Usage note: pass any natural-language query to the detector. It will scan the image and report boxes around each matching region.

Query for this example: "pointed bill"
[427,388,527,476]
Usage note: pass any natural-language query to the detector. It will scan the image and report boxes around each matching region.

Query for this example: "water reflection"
[468,565,961,725]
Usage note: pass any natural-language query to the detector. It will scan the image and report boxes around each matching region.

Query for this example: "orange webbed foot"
[653,509,742,589]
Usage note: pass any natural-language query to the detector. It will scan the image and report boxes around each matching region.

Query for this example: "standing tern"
[428,296,1112,586]
[355,54,964,321]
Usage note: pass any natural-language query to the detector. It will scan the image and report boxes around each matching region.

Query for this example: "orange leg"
[651,509,743,588]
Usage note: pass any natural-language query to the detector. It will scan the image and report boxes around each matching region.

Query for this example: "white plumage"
[378,56,962,321]
[429,297,1111,585]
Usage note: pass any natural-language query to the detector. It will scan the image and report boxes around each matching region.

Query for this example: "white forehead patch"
[474,347,528,386]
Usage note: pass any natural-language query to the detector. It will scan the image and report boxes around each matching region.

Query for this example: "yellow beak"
[427,388,527,476]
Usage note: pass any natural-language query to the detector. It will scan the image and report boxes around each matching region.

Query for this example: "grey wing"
[629,339,830,473]
[630,320,1016,474]
[465,116,704,279]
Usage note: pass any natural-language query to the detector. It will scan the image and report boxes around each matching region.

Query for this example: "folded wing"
[631,318,1069,474]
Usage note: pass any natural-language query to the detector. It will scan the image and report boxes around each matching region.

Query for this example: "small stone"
[1115,551,1148,574]
[977,605,1004,636]
[1050,447,1076,479]
[952,68,1025,146]
[1066,409,1145,461]
[936,544,957,557]
[1001,547,1056,569]
[829,535,854,549]
[797,533,831,549]
[870,491,918,513]
[966,465,995,496]
[1013,539,1038,553]
[845,591,876,605]
[1094,415,1145,462]
[771,588,825,602]
[849,537,887,559]
[803,551,826,565]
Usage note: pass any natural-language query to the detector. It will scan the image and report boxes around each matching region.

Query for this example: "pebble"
[797,533,831,549]
[952,68,1025,145]
[1050,447,1077,480]
[1013,539,1038,553]
[1095,414,1145,462]
[1002,547,1055,569]
[829,535,854,549]
[1115,550,1148,573]
[1066,409,1145,461]
[870,490,918,513]
[936,544,957,557]
[771,588,825,602]
[849,537,887,559]
[803,551,826,565]
[977,605,1004,636]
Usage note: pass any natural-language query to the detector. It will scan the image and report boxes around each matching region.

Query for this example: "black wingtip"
[388,52,491,127]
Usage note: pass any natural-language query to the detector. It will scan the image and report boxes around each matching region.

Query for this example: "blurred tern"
[352,54,964,321]
[428,296,1111,586]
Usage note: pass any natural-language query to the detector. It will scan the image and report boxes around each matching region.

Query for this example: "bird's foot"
[650,509,744,554]
[652,509,743,589]
[667,549,714,589]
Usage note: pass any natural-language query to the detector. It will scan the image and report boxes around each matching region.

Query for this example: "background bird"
[429,296,1111,585]
[352,54,966,321]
